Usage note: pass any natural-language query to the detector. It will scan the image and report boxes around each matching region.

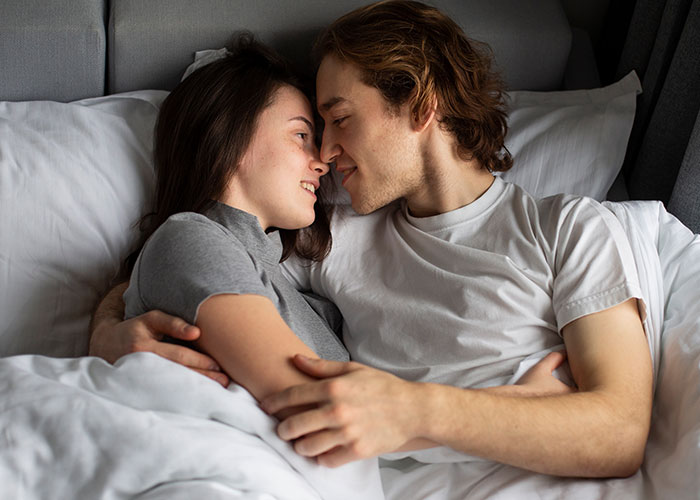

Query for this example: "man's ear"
[411,94,438,132]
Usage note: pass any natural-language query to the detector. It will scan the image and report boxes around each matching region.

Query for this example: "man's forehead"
[316,56,362,107]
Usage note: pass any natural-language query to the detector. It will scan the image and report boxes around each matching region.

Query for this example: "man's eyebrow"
[319,97,347,112]
[290,116,314,132]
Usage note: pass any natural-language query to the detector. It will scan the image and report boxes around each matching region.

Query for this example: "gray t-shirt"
[124,202,348,361]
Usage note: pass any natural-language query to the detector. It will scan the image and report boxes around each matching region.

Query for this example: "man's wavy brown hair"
[314,0,513,173]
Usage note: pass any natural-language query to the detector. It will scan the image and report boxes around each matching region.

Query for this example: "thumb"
[292,355,352,379]
[537,350,567,373]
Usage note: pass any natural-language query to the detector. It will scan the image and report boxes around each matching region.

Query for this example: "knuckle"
[329,403,349,422]
[143,310,160,322]
[348,441,365,458]
[326,380,344,398]
[171,350,187,365]
[127,339,146,354]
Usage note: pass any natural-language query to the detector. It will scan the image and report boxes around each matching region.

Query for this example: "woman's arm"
[195,293,321,416]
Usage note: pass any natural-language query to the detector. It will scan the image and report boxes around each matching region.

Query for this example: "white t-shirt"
[282,177,644,389]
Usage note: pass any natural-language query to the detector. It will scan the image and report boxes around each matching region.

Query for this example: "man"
[90,0,652,479]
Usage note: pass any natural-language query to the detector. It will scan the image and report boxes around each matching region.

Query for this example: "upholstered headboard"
[1,0,586,103]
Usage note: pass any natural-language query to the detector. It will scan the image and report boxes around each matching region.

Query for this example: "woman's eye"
[296,132,308,140]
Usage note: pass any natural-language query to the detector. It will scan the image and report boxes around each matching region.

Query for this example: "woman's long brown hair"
[129,34,332,270]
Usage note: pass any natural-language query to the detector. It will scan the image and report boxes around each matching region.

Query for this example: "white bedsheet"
[0,353,385,500]
[380,200,700,499]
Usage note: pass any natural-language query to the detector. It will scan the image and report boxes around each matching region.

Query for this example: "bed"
[1,0,699,498]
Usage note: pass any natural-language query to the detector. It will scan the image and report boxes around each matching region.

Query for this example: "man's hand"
[263,351,573,467]
[261,355,425,467]
[89,282,229,387]
[90,310,228,386]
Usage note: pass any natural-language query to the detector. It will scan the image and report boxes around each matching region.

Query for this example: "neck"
[404,127,495,218]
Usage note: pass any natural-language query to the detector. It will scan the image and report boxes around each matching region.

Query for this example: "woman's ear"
[411,94,438,132]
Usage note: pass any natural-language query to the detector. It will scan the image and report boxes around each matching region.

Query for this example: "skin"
[225,85,327,231]
[90,57,653,477]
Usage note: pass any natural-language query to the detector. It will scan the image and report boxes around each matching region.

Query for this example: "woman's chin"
[277,214,316,230]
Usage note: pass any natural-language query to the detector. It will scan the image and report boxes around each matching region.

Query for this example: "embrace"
[90,0,652,487]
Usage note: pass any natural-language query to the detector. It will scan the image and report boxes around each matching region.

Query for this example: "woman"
[123,35,348,410]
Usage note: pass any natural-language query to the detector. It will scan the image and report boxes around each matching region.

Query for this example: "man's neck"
[404,133,496,218]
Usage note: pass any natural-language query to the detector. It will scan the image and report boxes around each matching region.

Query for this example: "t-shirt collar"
[402,176,506,232]
[205,201,283,265]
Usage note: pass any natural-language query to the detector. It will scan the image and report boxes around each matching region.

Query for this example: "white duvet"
[0,354,385,500]
[0,200,698,500]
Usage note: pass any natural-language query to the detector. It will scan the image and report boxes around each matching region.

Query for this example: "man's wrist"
[408,381,458,443]
[88,316,122,358]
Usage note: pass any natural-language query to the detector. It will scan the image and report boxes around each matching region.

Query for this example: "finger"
[155,342,223,372]
[143,310,201,341]
[261,381,331,415]
[276,404,343,440]
[293,429,349,458]
[292,355,353,378]
[531,350,567,374]
[316,445,361,468]
[191,368,230,387]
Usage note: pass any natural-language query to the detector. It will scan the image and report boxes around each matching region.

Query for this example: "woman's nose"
[312,157,330,175]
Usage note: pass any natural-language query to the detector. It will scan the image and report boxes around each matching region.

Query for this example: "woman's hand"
[480,350,575,398]
[514,350,575,396]
[262,355,426,467]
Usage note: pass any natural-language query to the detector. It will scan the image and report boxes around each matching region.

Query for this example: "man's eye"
[333,116,347,126]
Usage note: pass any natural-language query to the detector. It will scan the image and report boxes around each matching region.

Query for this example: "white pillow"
[0,91,167,357]
[501,71,641,200]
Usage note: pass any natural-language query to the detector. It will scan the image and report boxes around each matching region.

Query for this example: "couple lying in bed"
[90,0,653,479]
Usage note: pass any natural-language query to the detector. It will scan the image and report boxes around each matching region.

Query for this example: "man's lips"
[339,167,357,186]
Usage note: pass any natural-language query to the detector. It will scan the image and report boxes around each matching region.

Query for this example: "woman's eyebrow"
[289,116,314,132]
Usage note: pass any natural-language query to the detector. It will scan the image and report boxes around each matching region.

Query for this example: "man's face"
[316,55,424,215]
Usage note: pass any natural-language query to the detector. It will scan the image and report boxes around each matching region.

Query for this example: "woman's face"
[225,85,328,231]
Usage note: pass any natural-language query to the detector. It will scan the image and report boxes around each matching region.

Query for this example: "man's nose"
[320,128,342,164]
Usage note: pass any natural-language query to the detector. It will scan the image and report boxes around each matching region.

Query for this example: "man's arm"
[262,298,652,477]
[89,282,230,386]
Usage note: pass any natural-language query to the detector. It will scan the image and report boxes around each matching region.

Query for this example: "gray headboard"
[1,0,577,103]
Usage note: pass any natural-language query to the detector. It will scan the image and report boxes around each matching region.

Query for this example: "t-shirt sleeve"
[124,216,269,324]
[540,195,645,331]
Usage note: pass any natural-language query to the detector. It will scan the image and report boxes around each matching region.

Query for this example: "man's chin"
[349,194,395,215]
